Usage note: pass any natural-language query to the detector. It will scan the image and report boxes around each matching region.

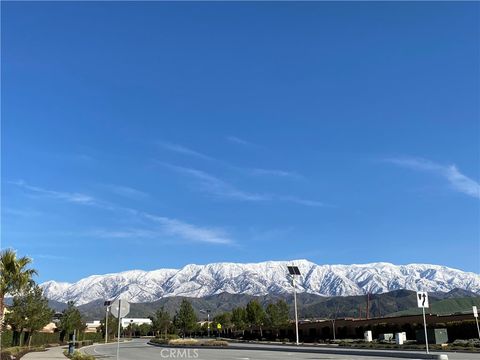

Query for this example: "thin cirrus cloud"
[158,141,215,161]
[386,157,480,199]
[8,180,235,245]
[158,141,302,180]
[226,136,256,147]
[249,168,303,179]
[163,163,324,207]
[9,180,97,205]
[163,163,267,202]
[102,184,149,199]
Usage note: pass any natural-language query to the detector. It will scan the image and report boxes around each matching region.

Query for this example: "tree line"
[146,298,291,339]
[1,249,85,347]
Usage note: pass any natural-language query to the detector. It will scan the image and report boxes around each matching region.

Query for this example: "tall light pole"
[200,309,211,338]
[104,300,112,344]
[287,265,301,346]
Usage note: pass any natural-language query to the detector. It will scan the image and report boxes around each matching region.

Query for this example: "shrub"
[201,340,228,347]
[64,350,95,360]
[168,338,199,346]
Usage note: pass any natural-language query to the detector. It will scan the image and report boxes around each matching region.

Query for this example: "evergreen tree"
[231,306,247,335]
[213,312,232,335]
[150,306,171,337]
[265,300,290,338]
[57,301,84,342]
[173,299,197,337]
[6,284,53,346]
[99,313,119,340]
[246,300,265,337]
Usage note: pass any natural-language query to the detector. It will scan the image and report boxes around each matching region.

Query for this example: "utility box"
[378,333,394,341]
[416,328,448,344]
[395,332,406,345]
[364,330,372,342]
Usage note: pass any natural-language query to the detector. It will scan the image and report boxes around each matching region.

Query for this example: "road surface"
[82,339,480,360]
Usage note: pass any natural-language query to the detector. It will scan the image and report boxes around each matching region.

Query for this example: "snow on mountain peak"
[40,260,480,305]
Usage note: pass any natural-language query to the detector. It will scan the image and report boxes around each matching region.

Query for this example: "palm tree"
[0,249,37,329]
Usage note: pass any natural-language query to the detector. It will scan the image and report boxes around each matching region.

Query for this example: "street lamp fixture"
[287,265,301,345]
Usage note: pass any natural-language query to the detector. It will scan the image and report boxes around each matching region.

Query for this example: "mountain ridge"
[40,259,480,305]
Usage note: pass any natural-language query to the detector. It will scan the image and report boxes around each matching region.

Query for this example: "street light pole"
[104,300,112,344]
[207,311,210,338]
[293,275,299,345]
[105,305,110,344]
[287,265,301,346]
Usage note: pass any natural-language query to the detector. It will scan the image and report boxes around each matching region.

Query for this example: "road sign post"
[473,306,480,339]
[110,299,130,360]
[417,291,429,354]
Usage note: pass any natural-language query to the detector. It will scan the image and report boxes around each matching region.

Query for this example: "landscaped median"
[63,350,95,360]
[0,346,46,360]
[150,339,450,360]
[149,338,229,347]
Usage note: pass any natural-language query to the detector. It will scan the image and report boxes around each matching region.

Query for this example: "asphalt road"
[82,339,480,360]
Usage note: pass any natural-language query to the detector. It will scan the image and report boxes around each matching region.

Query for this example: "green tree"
[57,301,85,342]
[231,306,247,335]
[173,300,197,337]
[246,300,265,337]
[0,249,37,329]
[6,284,54,346]
[99,314,119,340]
[138,323,152,336]
[150,306,171,337]
[213,312,232,336]
[265,300,290,338]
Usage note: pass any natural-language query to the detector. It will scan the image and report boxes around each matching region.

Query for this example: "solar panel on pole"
[287,265,301,345]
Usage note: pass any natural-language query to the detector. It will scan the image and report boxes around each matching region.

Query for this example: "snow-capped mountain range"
[40,260,480,305]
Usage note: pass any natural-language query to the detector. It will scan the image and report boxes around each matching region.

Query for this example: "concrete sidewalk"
[22,345,67,359]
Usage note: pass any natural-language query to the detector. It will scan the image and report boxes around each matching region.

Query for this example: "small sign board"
[416,291,429,308]
[110,299,130,318]
[473,306,478,318]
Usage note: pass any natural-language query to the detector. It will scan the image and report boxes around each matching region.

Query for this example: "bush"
[169,339,199,346]
[201,340,228,347]
[64,350,95,360]
[155,334,179,340]
[1,346,45,360]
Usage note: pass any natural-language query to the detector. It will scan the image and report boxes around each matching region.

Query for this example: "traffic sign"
[217,323,222,330]
[416,291,429,308]
[473,306,478,318]
[111,299,130,318]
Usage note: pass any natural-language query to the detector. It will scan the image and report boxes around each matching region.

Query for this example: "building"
[121,318,152,328]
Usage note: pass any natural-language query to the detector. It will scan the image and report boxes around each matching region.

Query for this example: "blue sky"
[2,2,479,283]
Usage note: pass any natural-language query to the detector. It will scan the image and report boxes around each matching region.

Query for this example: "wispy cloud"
[103,184,149,200]
[249,168,303,180]
[276,196,325,207]
[144,214,233,245]
[386,157,480,199]
[9,180,97,205]
[158,142,215,161]
[3,208,44,217]
[158,140,302,180]
[164,164,324,207]
[226,136,256,147]
[164,164,267,201]
[9,180,235,245]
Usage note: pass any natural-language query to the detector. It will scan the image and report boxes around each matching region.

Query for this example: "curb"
[148,341,448,359]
